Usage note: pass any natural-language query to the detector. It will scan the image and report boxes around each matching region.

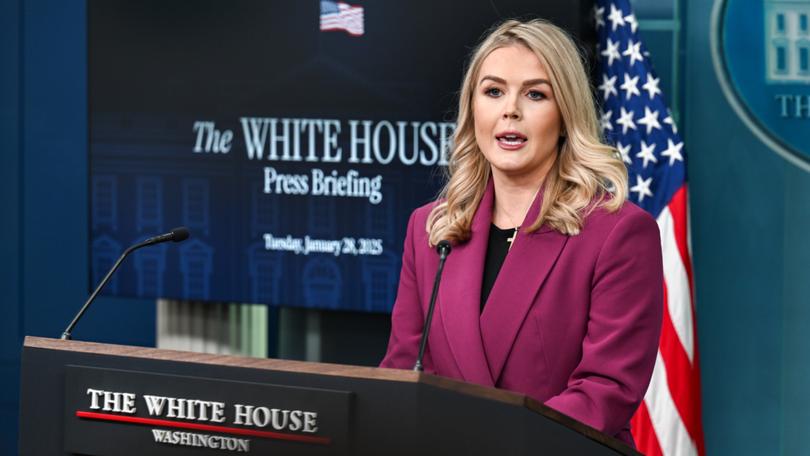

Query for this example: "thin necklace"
[500,185,542,251]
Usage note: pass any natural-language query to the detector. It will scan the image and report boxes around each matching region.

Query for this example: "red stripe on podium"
[75,411,331,445]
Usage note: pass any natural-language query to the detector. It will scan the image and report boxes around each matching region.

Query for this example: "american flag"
[320,1,364,37]
[595,1,705,455]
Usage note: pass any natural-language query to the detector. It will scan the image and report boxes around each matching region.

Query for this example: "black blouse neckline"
[480,223,517,312]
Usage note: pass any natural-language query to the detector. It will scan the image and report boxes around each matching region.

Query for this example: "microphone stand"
[61,241,150,340]
[414,240,452,372]
[61,227,189,340]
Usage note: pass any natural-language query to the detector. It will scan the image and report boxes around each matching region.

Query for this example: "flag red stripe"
[665,189,706,456]
[658,281,702,449]
[667,186,694,288]
[319,27,363,37]
[633,189,705,455]
[631,401,664,456]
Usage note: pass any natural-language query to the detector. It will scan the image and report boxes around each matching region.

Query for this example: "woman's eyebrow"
[479,75,506,85]
[521,78,551,87]
[478,75,550,87]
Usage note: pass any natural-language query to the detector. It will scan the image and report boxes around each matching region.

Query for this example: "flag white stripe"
[320,19,363,32]
[321,18,362,25]
[645,351,698,456]
[322,13,362,19]
[321,18,362,23]
[321,21,363,27]
[656,206,695,362]
[321,14,362,21]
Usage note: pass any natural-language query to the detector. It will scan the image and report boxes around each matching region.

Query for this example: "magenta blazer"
[380,180,663,445]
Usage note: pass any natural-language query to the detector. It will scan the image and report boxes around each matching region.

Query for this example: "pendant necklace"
[503,213,520,251]
[500,185,542,251]
[506,228,518,250]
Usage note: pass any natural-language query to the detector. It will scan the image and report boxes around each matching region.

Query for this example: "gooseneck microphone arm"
[413,240,452,372]
[60,227,190,340]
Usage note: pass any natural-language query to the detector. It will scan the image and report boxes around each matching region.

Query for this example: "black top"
[480,223,517,313]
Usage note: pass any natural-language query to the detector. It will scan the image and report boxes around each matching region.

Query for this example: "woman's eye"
[485,87,503,97]
[527,90,546,100]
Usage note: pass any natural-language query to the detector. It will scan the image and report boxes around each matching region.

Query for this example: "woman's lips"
[496,136,528,150]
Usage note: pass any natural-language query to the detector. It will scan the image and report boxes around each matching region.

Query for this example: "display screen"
[88,0,592,311]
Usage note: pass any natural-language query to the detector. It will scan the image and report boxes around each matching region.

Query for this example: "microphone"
[413,240,452,372]
[60,227,191,340]
[144,226,190,245]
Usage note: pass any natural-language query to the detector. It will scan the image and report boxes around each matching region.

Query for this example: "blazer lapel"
[438,181,495,386]
[479,188,569,385]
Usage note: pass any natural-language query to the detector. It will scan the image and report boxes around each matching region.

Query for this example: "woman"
[380,19,663,446]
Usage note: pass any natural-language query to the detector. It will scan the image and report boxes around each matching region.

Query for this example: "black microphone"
[413,240,452,372]
[143,226,190,245]
[60,227,191,340]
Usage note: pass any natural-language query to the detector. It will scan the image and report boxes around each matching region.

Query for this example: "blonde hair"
[427,19,627,246]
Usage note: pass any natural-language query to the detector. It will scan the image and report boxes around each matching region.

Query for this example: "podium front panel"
[19,337,635,455]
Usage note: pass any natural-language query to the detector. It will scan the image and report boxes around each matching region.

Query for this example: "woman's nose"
[502,98,521,120]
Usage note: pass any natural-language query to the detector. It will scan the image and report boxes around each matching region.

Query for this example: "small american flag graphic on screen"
[320,1,364,36]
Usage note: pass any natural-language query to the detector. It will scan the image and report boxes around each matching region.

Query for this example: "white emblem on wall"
[765,0,810,83]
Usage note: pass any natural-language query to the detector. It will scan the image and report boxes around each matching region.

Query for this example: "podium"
[19,337,638,455]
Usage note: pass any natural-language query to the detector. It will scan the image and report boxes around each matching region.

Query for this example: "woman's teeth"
[498,136,526,145]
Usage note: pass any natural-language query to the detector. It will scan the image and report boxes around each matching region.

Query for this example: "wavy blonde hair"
[427,19,627,246]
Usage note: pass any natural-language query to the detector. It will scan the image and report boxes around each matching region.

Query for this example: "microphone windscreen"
[170,227,190,242]
[436,240,452,256]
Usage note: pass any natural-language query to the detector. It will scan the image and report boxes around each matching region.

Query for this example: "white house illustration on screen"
[248,243,282,304]
[180,239,213,299]
[765,0,810,82]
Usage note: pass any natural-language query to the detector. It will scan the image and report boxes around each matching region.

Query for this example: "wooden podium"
[19,337,638,455]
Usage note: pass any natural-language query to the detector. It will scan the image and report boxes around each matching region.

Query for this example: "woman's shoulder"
[402,200,442,246]
[409,200,442,227]
[562,197,661,266]
[581,196,658,237]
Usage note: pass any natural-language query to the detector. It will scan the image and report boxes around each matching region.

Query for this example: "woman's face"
[473,44,563,185]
